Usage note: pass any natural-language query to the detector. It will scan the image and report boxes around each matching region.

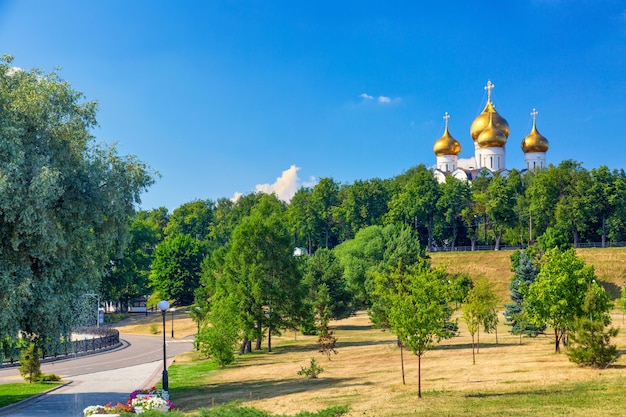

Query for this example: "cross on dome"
[484,80,495,101]
[443,112,450,129]
[531,108,538,122]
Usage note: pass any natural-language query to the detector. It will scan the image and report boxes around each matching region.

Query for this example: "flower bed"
[83,386,175,416]
[83,402,132,416]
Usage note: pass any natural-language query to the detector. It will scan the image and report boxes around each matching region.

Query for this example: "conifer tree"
[503,249,544,337]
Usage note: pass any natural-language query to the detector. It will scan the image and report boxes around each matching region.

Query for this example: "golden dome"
[476,112,507,148]
[470,80,510,141]
[470,101,510,140]
[521,110,549,153]
[433,125,461,156]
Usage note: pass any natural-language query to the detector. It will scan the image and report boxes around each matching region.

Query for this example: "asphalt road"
[0,333,194,416]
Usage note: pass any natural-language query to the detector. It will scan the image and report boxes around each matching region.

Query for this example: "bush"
[567,317,619,368]
[149,324,160,335]
[297,357,324,379]
[38,373,61,382]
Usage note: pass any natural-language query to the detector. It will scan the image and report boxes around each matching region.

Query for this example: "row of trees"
[105,161,626,313]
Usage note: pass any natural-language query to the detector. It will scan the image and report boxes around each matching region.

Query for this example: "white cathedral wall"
[524,152,547,170]
[436,155,458,172]
[475,147,506,171]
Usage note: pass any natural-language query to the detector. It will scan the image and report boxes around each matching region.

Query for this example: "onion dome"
[470,80,510,141]
[476,111,507,148]
[521,109,549,153]
[433,112,461,156]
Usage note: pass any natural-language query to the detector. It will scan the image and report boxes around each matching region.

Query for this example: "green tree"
[102,215,159,311]
[303,248,354,323]
[567,284,617,367]
[485,174,517,250]
[164,199,214,240]
[333,225,386,307]
[197,295,240,368]
[380,264,454,397]
[503,249,544,337]
[149,234,207,305]
[386,165,441,251]
[437,176,472,249]
[0,56,154,349]
[220,196,303,353]
[19,343,41,383]
[462,277,498,361]
[522,248,597,353]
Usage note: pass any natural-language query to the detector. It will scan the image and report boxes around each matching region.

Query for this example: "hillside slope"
[430,247,626,303]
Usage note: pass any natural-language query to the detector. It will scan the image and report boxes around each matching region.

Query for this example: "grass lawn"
[152,311,626,417]
[0,382,61,408]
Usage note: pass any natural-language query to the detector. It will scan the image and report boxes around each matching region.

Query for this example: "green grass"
[0,382,60,407]
[117,403,348,417]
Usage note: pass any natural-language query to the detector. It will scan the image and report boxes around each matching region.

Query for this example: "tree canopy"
[0,56,154,348]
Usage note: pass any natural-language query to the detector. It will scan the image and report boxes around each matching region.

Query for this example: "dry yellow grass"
[172,311,626,416]
[114,248,626,416]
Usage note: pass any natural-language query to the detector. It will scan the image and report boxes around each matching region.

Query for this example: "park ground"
[119,307,626,417]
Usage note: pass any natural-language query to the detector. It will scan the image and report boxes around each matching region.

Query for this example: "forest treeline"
[103,159,626,311]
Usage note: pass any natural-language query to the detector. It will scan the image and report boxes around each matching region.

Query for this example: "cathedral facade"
[432,80,549,183]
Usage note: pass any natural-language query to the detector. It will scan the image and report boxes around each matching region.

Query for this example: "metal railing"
[429,241,626,252]
[1,327,121,367]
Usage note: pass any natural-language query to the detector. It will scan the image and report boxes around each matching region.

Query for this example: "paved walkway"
[0,360,165,417]
[0,331,194,417]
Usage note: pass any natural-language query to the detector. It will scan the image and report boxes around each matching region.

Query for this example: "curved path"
[0,333,194,417]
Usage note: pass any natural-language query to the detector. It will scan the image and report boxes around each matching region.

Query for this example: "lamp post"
[157,300,170,397]
[170,307,175,338]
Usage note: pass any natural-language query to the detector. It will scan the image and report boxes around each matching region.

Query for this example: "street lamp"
[157,300,170,397]
[170,307,175,338]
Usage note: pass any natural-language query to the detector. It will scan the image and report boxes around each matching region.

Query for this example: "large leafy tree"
[386,165,441,251]
[437,176,471,249]
[164,199,214,241]
[303,248,353,324]
[0,56,153,349]
[333,225,386,307]
[149,234,207,305]
[102,215,159,311]
[522,248,598,353]
[220,194,303,353]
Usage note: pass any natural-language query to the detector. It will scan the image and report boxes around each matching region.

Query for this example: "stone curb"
[0,380,73,417]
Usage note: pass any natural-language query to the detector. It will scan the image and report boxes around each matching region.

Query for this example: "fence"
[1,326,121,367]
[429,241,626,252]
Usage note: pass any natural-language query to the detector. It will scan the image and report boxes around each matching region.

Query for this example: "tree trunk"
[554,328,561,353]
[268,308,272,353]
[239,335,249,355]
[417,354,422,398]
[602,214,607,248]
[471,334,476,365]
[399,339,405,385]
[477,327,480,353]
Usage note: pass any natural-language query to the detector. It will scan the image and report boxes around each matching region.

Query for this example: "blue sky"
[1,1,625,211]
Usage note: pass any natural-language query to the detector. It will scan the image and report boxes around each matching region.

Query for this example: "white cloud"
[6,66,22,77]
[233,165,318,203]
[360,93,374,100]
[457,157,477,170]
[378,96,391,103]
[230,191,242,203]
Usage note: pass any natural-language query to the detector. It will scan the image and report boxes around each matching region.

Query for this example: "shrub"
[297,357,324,379]
[38,373,61,382]
[567,317,619,368]
[19,343,41,383]
[149,324,160,335]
